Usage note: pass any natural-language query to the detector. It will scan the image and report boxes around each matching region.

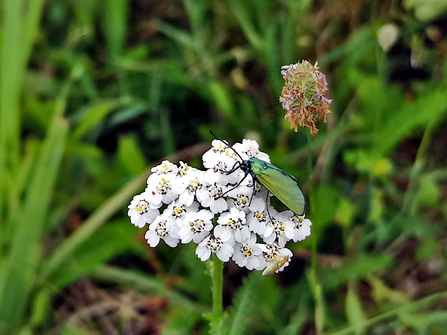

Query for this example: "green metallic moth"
[211,132,306,216]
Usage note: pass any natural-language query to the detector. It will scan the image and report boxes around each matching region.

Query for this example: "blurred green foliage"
[1,0,447,334]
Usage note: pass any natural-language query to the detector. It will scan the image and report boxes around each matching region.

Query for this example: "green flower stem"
[206,254,224,334]
[307,128,323,334]
[211,254,224,317]
[306,128,316,274]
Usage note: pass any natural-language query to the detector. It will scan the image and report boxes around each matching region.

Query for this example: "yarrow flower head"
[280,60,332,136]
[127,136,313,275]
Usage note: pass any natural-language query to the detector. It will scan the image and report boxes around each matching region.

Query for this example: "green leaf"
[72,103,113,140]
[24,97,55,131]
[103,0,128,62]
[116,135,147,176]
[312,186,339,235]
[158,21,194,47]
[30,289,50,328]
[416,237,438,263]
[398,310,447,333]
[228,273,261,335]
[367,275,409,305]
[416,175,440,208]
[368,187,384,223]
[123,44,150,62]
[343,150,375,174]
[209,81,235,122]
[374,89,447,157]
[163,306,203,334]
[335,198,357,229]
[0,116,68,330]
[404,0,447,21]
[324,254,393,288]
[345,282,366,335]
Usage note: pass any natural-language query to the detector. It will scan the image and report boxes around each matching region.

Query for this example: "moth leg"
[265,191,274,223]
[221,171,249,197]
[226,161,241,175]
[248,177,257,207]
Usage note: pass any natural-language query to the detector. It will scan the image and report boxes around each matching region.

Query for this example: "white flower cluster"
[128,138,312,274]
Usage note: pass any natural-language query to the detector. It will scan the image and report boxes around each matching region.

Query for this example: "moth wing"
[254,161,305,215]
[262,256,290,276]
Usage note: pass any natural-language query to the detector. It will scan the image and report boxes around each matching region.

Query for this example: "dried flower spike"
[279,61,332,135]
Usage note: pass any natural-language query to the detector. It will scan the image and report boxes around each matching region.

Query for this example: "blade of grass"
[22,0,45,73]
[0,0,45,245]
[0,0,25,232]
[332,291,447,335]
[0,119,68,331]
[0,67,80,332]
[103,0,128,63]
[229,0,262,50]
[103,0,129,95]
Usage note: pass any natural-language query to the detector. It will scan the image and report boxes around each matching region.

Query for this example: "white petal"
[256,152,270,162]
[178,191,194,206]
[304,218,312,227]
[142,208,159,224]
[263,225,274,238]
[214,225,231,241]
[245,256,260,270]
[129,212,146,228]
[293,226,311,242]
[162,191,178,204]
[249,197,265,212]
[257,244,268,252]
[179,227,193,244]
[249,217,266,235]
[192,230,210,244]
[145,230,160,247]
[255,256,268,270]
[263,233,275,244]
[216,244,234,262]
[204,170,221,184]
[164,235,179,248]
[240,226,251,242]
[196,191,211,207]
[233,253,247,267]
[210,198,228,213]
[199,209,214,221]
[276,235,288,247]
[196,245,212,261]
[166,220,180,238]
[234,229,244,243]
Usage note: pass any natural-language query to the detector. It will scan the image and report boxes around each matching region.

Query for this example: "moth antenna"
[209,130,244,161]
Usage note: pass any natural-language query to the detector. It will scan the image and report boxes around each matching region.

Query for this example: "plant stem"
[306,128,316,275]
[206,254,224,334]
[211,254,224,317]
[402,122,434,215]
[307,128,323,334]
